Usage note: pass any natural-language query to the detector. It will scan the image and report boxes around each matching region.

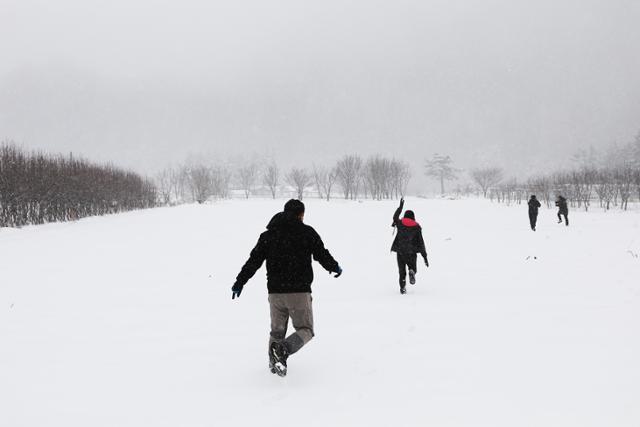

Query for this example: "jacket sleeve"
[311,230,340,273]
[392,199,404,226]
[416,229,428,261]
[234,234,268,287]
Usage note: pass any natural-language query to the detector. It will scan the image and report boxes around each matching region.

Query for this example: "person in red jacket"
[391,198,429,294]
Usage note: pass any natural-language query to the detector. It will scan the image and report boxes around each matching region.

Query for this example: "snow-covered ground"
[1,198,639,426]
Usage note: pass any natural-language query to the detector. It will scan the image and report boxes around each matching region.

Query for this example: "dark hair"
[403,210,415,220]
[284,199,305,216]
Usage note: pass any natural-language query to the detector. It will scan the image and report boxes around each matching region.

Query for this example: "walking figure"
[555,195,569,226]
[391,198,429,294]
[528,195,541,231]
[232,199,342,377]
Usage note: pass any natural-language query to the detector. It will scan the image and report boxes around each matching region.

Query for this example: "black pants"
[557,211,569,226]
[396,253,417,287]
[529,211,538,230]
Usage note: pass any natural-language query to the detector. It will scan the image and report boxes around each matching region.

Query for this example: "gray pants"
[268,292,314,357]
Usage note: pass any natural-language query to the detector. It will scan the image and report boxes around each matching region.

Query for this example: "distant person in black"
[528,195,541,231]
[231,199,342,377]
[555,195,569,226]
[391,198,429,294]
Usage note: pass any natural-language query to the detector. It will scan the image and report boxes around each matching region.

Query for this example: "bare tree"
[188,165,212,203]
[155,168,173,205]
[335,155,363,200]
[211,165,232,199]
[312,164,338,201]
[360,157,411,200]
[470,167,503,197]
[425,154,458,195]
[237,162,259,199]
[392,160,411,198]
[285,168,313,200]
[166,166,191,203]
[262,163,279,199]
[363,156,391,200]
[616,167,634,210]
[492,178,524,205]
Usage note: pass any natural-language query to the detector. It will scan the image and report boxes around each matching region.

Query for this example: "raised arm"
[392,197,405,226]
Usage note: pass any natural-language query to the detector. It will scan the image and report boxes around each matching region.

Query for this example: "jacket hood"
[267,211,301,230]
[401,217,420,227]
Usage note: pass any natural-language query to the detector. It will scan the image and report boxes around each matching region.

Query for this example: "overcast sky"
[1,0,639,181]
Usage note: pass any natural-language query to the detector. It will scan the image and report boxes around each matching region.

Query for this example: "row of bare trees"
[484,133,640,211]
[155,155,411,204]
[155,163,233,205]
[0,143,156,228]
[487,168,640,211]
[447,131,640,211]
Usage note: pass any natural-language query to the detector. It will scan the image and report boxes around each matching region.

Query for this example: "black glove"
[333,266,343,278]
[399,197,405,209]
[232,282,243,299]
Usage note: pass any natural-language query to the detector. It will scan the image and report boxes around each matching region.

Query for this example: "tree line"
[155,154,412,204]
[487,167,640,211]
[0,143,156,228]
[457,133,640,211]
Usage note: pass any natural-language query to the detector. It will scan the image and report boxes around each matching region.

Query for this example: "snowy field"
[1,198,639,427]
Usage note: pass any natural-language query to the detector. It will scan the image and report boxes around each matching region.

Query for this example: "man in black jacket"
[391,198,429,294]
[556,195,569,226]
[232,199,342,377]
[528,195,541,231]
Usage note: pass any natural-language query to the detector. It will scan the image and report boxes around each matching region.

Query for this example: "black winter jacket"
[391,206,428,261]
[528,197,541,213]
[234,211,340,294]
[556,196,568,214]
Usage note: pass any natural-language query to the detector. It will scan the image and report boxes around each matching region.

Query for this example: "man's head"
[284,199,305,221]
[403,210,415,220]
[531,195,537,199]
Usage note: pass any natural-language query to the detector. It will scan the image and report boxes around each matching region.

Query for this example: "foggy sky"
[1,0,640,182]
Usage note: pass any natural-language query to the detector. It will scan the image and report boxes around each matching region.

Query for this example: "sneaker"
[400,286,407,295]
[408,269,416,285]
[270,342,288,377]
